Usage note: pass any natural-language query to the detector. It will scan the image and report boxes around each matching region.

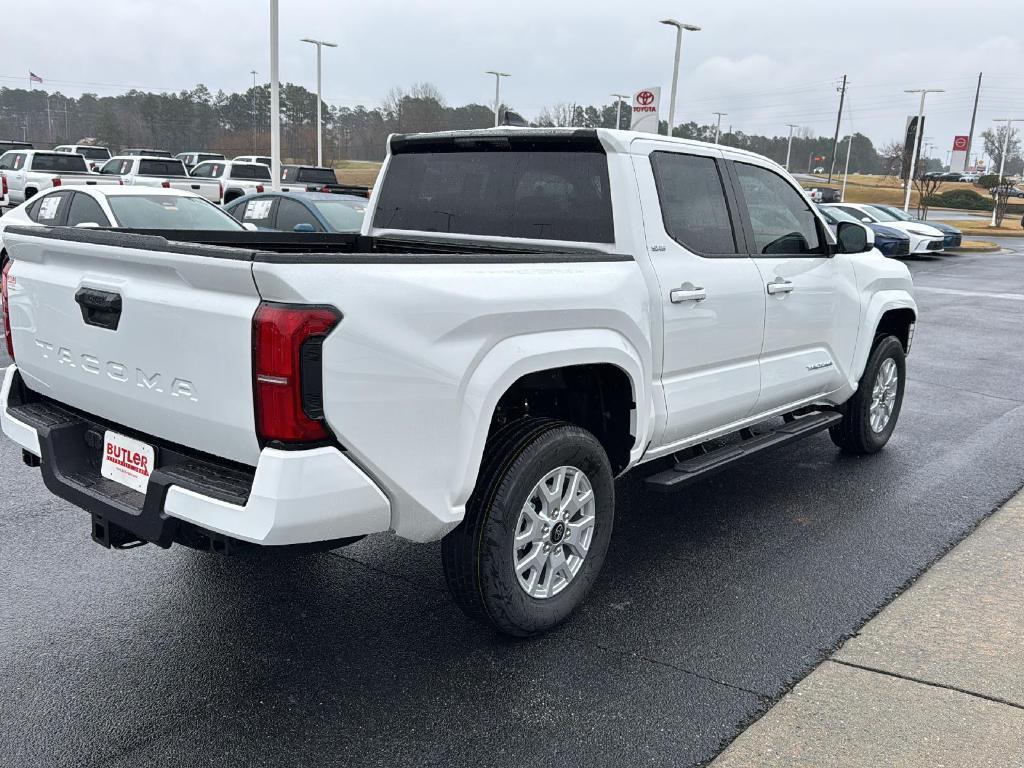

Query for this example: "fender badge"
[807,361,834,371]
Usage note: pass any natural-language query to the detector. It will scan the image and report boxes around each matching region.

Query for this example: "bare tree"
[879,141,904,181]
[535,103,574,127]
[912,168,942,219]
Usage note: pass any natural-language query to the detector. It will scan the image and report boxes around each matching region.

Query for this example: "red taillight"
[320,185,331,193]
[2,174,7,196]
[218,181,223,201]
[161,180,171,189]
[252,303,341,444]
[256,185,264,193]
[2,260,14,360]
[52,177,62,187]
[118,179,124,185]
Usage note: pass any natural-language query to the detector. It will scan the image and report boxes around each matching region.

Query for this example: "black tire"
[830,335,906,455]
[442,417,615,637]
[24,188,37,201]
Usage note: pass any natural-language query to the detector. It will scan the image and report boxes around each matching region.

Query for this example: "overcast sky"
[3,0,1021,158]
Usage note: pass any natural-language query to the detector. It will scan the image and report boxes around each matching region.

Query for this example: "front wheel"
[830,335,906,455]
[442,418,615,637]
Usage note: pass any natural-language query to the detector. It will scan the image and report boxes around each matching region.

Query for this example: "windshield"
[79,147,110,160]
[31,153,88,173]
[819,206,861,225]
[872,205,912,222]
[108,195,245,230]
[862,205,901,223]
[312,199,367,231]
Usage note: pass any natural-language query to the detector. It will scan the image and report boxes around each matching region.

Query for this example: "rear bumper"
[1,365,391,548]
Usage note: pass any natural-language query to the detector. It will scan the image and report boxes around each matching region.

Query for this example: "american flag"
[29,72,42,84]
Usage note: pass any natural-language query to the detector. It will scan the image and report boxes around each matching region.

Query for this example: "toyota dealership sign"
[630,87,661,134]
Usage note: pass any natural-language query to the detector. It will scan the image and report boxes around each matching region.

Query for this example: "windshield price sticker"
[38,196,62,220]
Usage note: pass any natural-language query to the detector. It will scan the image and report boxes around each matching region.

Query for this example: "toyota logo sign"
[636,91,655,106]
[953,135,969,151]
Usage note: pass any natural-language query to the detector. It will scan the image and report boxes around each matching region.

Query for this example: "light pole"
[270,0,281,191]
[250,69,258,153]
[990,118,1024,227]
[712,112,727,144]
[301,37,337,167]
[785,124,799,171]
[659,19,700,137]
[486,71,510,127]
[611,93,630,130]
[902,89,944,212]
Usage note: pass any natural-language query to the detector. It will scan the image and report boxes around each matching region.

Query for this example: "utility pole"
[902,88,944,212]
[965,72,982,172]
[250,70,258,153]
[827,75,847,184]
[45,97,52,143]
[713,112,727,144]
[785,123,799,170]
[841,130,853,202]
[659,19,701,136]
[611,93,629,129]
[486,71,510,127]
[990,118,1024,227]
[270,0,281,191]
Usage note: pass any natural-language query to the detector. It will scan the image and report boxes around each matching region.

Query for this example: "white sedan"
[0,186,248,249]
[822,203,944,254]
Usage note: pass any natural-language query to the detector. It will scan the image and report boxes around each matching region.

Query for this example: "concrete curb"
[711,488,1024,767]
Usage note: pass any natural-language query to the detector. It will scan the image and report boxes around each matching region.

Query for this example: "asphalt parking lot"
[2,240,1024,768]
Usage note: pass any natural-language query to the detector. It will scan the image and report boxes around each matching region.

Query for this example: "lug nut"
[543,543,550,552]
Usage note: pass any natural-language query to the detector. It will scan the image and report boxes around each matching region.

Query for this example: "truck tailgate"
[171,179,219,202]
[4,228,263,465]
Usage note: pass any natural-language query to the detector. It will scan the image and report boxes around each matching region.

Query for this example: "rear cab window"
[78,147,111,161]
[295,167,337,184]
[138,159,189,177]
[30,153,88,173]
[230,164,271,181]
[373,134,615,243]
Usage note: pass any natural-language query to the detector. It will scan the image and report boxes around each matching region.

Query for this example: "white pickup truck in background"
[97,156,220,203]
[54,144,113,172]
[0,150,122,207]
[0,128,916,636]
[188,159,272,204]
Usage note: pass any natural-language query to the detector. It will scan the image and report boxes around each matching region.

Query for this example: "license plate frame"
[100,431,156,494]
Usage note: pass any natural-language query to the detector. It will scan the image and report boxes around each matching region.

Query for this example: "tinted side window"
[650,152,737,255]
[0,152,14,170]
[66,192,110,227]
[233,196,277,227]
[30,191,72,224]
[12,154,26,170]
[230,164,255,179]
[734,163,824,256]
[275,199,322,231]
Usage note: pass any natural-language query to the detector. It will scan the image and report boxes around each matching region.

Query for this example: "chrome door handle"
[766,278,794,295]
[670,285,707,303]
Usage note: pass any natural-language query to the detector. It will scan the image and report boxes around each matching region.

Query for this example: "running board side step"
[645,411,843,491]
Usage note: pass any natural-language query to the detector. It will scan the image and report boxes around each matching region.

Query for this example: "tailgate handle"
[75,288,122,331]
[191,184,200,189]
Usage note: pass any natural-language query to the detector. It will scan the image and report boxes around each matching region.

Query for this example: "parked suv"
[1,129,916,636]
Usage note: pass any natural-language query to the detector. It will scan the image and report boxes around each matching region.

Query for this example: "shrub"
[977,174,1001,190]
[923,189,992,211]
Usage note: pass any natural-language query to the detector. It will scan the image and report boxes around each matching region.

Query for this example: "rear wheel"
[830,335,906,454]
[442,418,614,637]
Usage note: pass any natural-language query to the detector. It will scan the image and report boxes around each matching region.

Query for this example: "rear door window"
[373,138,614,242]
[28,190,73,224]
[650,151,738,255]
[232,195,278,227]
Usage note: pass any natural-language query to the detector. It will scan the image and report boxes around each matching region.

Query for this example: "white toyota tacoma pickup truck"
[0,128,916,636]
[0,150,122,206]
[97,156,221,203]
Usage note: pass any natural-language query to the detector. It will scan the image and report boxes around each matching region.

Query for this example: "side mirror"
[836,221,872,254]
[242,222,258,232]
[293,222,316,233]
